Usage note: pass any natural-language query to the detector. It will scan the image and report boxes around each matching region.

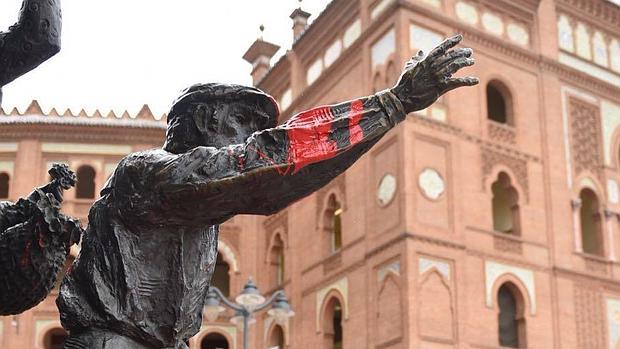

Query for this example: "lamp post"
[204,278,294,349]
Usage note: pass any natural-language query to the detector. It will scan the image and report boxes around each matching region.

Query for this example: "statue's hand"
[390,34,478,114]
[44,163,76,203]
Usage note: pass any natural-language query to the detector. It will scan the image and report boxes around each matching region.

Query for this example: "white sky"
[0,0,332,116]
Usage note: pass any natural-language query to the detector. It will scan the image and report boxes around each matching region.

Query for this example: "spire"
[106,110,118,119]
[24,100,43,115]
[242,25,280,86]
[290,0,311,42]
[62,108,74,117]
[135,104,154,120]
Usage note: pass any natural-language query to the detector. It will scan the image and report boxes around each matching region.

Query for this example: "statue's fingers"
[443,76,480,92]
[431,48,473,69]
[427,34,463,61]
[405,50,426,69]
[436,57,475,77]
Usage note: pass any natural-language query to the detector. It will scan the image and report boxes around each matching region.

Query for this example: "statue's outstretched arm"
[0,164,81,316]
[148,35,477,226]
[0,0,62,87]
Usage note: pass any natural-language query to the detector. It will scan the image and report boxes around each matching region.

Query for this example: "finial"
[259,24,265,40]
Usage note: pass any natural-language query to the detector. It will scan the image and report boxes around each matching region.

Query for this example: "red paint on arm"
[286,100,366,174]
[286,106,338,174]
[348,100,365,145]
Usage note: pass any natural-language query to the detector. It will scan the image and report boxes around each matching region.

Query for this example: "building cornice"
[0,123,164,144]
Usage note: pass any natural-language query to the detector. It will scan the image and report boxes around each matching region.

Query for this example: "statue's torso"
[58,153,220,348]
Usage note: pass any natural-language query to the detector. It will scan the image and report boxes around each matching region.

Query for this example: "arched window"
[323,297,343,349]
[487,81,512,125]
[43,327,68,349]
[0,172,9,199]
[269,234,285,288]
[324,195,343,254]
[212,254,230,297]
[76,165,96,199]
[267,325,285,349]
[580,188,604,256]
[497,283,526,348]
[491,172,521,235]
[201,332,229,349]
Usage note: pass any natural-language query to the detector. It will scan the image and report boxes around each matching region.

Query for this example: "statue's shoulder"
[101,149,172,196]
[117,148,174,170]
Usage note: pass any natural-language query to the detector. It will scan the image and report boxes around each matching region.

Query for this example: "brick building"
[2,0,620,348]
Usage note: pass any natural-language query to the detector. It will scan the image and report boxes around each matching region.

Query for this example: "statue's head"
[163,83,280,153]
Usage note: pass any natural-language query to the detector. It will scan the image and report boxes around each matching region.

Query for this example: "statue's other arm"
[0,164,81,316]
[0,0,62,87]
[143,35,477,226]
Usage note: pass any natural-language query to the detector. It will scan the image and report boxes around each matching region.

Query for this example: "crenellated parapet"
[0,100,167,124]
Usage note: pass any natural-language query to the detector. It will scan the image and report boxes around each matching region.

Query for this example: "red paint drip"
[20,241,32,268]
[348,100,364,145]
[286,106,338,174]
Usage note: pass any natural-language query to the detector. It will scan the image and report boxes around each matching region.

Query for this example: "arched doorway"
[212,254,231,297]
[43,327,68,349]
[201,332,230,349]
[322,297,343,349]
[267,325,285,349]
[76,165,96,199]
[497,283,526,348]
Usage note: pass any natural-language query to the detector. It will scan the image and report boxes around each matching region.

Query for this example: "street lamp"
[204,278,295,349]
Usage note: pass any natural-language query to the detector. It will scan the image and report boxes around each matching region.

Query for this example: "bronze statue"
[58,35,477,348]
[0,0,82,316]
[0,0,62,105]
[0,164,81,315]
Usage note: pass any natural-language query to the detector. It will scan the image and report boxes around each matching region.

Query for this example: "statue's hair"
[163,83,280,153]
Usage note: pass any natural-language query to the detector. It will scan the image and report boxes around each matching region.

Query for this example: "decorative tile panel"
[418,168,445,201]
[306,58,323,85]
[419,257,450,280]
[0,161,14,176]
[343,19,361,49]
[569,97,603,181]
[0,143,17,153]
[558,13,620,73]
[378,261,401,282]
[481,12,504,36]
[558,15,575,52]
[602,100,620,166]
[279,89,292,111]
[506,23,529,46]
[324,40,343,68]
[575,286,604,349]
[607,298,620,349]
[455,1,478,25]
[576,23,592,60]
